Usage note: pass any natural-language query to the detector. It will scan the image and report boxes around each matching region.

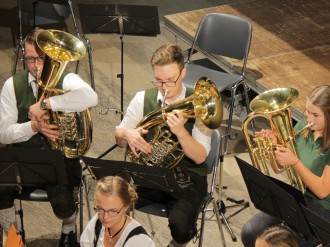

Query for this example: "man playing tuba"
[115,44,213,247]
[0,28,98,247]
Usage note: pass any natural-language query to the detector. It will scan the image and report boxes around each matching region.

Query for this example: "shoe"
[58,231,77,247]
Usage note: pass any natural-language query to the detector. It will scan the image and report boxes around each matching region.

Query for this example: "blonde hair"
[94,176,138,211]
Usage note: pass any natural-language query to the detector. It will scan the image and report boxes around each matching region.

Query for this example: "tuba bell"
[36,29,92,158]
[242,87,309,194]
[127,77,223,169]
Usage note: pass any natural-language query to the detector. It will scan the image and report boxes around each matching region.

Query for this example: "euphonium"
[36,29,92,158]
[242,87,309,194]
[127,77,223,169]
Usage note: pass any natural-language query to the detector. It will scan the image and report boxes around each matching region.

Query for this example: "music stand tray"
[235,156,314,241]
[0,147,68,187]
[78,3,160,36]
[82,157,180,192]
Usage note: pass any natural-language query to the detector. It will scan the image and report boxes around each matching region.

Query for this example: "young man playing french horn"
[115,44,213,247]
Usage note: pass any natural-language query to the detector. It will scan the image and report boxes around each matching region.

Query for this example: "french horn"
[127,77,223,169]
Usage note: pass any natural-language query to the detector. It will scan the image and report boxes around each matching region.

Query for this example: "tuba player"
[0,28,98,246]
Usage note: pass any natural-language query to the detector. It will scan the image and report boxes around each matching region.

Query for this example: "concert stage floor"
[0,0,328,246]
[164,0,330,120]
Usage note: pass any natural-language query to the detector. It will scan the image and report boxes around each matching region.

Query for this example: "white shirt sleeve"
[117,91,145,129]
[49,73,98,113]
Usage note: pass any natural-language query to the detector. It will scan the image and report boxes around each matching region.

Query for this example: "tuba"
[242,87,310,194]
[36,29,92,158]
[127,77,223,169]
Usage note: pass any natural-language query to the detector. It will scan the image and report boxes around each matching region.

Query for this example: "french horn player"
[115,44,222,247]
[240,85,330,247]
[0,28,97,247]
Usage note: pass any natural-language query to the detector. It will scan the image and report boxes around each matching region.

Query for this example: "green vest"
[143,87,208,176]
[12,70,67,148]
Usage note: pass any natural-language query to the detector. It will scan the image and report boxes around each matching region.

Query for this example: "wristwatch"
[40,99,47,110]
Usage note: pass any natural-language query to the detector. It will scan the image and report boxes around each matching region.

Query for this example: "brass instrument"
[127,77,223,169]
[242,87,309,194]
[36,29,92,158]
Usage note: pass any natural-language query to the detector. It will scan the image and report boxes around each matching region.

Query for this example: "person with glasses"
[115,44,212,247]
[80,176,154,247]
[0,28,97,247]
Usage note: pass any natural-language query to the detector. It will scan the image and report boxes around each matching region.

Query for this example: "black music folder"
[82,157,180,192]
[235,156,313,240]
[78,3,160,36]
[300,204,330,246]
[0,147,68,187]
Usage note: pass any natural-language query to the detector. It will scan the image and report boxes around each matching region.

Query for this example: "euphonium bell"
[242,87,307,194]
[127,77,223,169]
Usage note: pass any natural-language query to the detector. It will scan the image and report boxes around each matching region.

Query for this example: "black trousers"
[135,173,207,244]
[0,158,82,219]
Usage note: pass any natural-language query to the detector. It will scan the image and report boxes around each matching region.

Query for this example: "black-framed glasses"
[94,205,124,217]
[24,55,45,64]
[151,69,183,87]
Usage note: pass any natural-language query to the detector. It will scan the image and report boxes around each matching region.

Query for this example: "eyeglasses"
[24,55,45,64]
[94,205,124,217]
[151,69,183,87]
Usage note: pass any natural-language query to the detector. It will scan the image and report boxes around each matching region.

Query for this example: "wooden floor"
[163,0,330,119]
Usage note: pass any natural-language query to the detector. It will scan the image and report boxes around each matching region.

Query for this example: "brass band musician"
[241,85,330,247]
[115,44,212,247]
[0,28,98,247]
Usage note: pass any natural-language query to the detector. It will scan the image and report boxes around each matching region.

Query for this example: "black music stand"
[234,156,314,241]
[82,157,179,192]
[0,147,67,244]
[78,3,160,158]
[301,204,330,247]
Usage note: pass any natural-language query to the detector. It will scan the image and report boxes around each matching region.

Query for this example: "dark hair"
[94,176,138,211]
[307,85,330,152]
[257,225,298,247]
[150,44,185,71]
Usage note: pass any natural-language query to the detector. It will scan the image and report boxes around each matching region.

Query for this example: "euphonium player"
[241,85,330,247]
[0,28,98,246]
[115,44,213,247]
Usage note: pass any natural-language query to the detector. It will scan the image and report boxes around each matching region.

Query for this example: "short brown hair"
[150,44,184,70]
[24,27,43,48]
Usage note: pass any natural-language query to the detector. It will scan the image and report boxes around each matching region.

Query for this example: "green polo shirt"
[295,120,330,210]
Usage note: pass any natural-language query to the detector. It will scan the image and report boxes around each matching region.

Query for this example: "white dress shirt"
[80,214,155,247]
[0,72,98,145]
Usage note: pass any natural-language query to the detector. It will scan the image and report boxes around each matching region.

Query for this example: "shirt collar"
[28,72,37,86]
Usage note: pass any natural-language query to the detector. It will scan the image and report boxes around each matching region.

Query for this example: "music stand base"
[215,199,249,242]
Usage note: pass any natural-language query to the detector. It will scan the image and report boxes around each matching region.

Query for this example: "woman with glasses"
[80,176,154,247]
[115,44,212,247]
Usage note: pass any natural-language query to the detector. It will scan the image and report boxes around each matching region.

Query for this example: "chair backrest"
[188,12,252,65]
[205,128,221,175]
